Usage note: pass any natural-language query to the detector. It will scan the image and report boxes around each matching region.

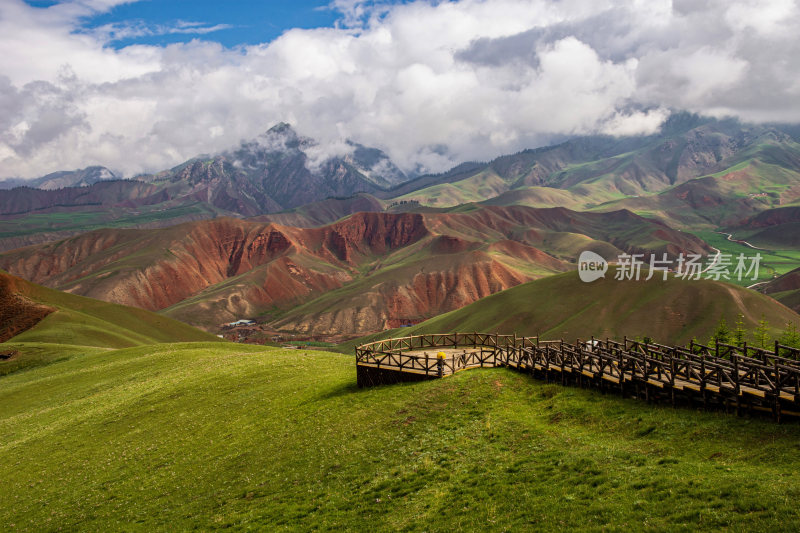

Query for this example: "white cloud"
[601,108,670,137]
[1,0,800,179]
[304,141,355,172]
[724,0,799,36]
[89,20,234,43]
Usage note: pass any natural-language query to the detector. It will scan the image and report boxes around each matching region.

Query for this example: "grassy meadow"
[0,202,223,240]
[2,343,800,530]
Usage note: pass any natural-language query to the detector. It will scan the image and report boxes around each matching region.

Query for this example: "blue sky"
[87,1,339,48]
[23,0,408,48]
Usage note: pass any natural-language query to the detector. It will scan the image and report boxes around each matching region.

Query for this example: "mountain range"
[0,123,409,250]
[1,113,800,339]
[0,166,118,191]
[3,114,800,251]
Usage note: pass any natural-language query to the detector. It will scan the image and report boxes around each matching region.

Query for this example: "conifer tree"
[778,322,800,355]
[733,313,747,347]
[709,316,730,348]
[753,315,771,349]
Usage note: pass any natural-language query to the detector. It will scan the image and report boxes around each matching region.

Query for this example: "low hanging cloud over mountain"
[1,0,799,179]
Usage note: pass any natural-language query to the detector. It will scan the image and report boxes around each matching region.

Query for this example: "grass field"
[0,202,222,239]
[2,343,800,530]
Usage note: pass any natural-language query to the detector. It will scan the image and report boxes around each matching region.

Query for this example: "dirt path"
[717,232,767,251]
[701,245,721,274]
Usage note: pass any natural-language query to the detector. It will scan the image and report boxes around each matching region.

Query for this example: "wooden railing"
[355,333,800,422]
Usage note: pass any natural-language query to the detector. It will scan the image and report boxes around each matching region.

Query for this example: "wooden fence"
[355,333,800,422]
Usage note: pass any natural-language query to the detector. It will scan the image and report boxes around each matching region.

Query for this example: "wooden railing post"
[774,359,782,423]
[733,354,741,416]
[701,355,707,409]
[669,352,675,406]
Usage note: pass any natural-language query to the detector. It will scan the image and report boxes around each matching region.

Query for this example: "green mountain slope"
[345,270,800,349]
[596,146,800,230]
[0,270,220,374]
[386,115,800,208]
[731,206,800,248]
[2,343,800,530]
[383,117,800,237]
[763,266,800,313]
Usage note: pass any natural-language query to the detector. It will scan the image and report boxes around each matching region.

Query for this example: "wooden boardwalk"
[355,333,800,422]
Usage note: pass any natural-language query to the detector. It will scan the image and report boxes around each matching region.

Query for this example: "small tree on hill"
[733,314,747,348]
[709,316,731,349]
[778,323,800,357]
[753,315,771,349]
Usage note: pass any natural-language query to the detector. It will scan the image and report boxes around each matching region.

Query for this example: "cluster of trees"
[705,315,800,355]
[387,199,420,209]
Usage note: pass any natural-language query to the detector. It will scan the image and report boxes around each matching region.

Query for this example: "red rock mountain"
[0,206,711,335]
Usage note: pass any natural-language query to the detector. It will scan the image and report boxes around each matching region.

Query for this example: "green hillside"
[771,289,800,314]
[2,343,800,530]
[691,231,800,285]
[386,120,800,224]
[343,270,800,351]
[0,201,230,253]
[763,267,800,313]
[0,271,220,374]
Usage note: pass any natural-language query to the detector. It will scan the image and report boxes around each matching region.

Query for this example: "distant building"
[226,319,255,327]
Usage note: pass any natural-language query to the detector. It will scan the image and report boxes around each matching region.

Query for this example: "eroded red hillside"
[0,272,55,342]
[0,214,430,317]
[0,206,710,333]
[271,251,529,334]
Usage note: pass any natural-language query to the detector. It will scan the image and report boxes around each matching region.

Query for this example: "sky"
[1,0,800,179]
